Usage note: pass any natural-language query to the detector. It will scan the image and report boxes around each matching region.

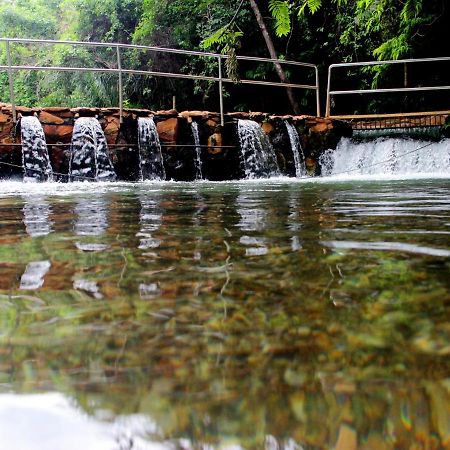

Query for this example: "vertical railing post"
[403,62,408,87]
[325,65,333,117]
[315,66,321,117]
[6,40,17,124]
[116,45,123,124]
[218,56,224,126]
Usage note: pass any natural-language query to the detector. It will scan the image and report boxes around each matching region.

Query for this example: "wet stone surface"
[0,178,449,449]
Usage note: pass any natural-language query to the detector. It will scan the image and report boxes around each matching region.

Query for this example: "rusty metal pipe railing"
[326,57,450,117]
[0,37,320,123]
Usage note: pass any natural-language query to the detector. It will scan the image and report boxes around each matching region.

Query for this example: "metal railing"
[326,57,450,118]
[0,37,321,125]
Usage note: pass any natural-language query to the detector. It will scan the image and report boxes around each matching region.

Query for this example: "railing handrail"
[0,37,318,68]
[0,37,321,123]
[326,56,450,117]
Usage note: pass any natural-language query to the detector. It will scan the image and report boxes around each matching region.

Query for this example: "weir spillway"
[0,104,449,182]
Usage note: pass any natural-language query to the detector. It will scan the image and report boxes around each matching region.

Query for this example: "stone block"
[39,111,65,125]
[43,124,74,143]
[207,132,223,154]
[104,117,120,145]
[0,112,10,124]
[261,122,274,134]
[156,118,178,144]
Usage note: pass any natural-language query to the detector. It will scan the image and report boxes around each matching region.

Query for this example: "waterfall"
[191,121,203,180]
[320,137,450,176]
[137,117,166,181]
[20,116,53,182]
[237,120,280,179]
[69,117,116,181]
[285,121,306,177]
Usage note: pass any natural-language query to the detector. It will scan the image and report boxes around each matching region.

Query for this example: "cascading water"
[191,121,203,180]
[237,120,279,179]
[69,117,116,181]
[320,137,450,176]
[137,117,166,181]
[284,121,306,177]
[20,116,53,182]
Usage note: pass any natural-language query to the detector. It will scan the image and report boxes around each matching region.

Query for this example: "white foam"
[320,137,450,177]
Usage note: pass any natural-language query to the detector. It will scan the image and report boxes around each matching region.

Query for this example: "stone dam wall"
[0,103,352,180]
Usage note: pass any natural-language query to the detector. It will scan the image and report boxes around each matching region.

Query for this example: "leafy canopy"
[268,0,429,60]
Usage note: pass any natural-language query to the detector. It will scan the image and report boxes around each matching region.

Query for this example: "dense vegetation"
[0,0,448,114]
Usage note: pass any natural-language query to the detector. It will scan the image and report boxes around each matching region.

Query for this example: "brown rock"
[156,118,178,144]
[104,117,120,145]
[124,108,153,115]
[180,110,208,119]
[0,113,10,124]
[305,157,317,175]
[57,111,74,119]
[227,112,250,119]
[16,106,33,113]
[360,434,391,450]
[207,132,223,154]
[248,112,267,120]
[310,121,329,133]
[39,111,65,125]
[206,119,219,128]
[261,122,274,134]
[0,123,14,142]
[155,109,178,118]
[335,424,357,450]
[48,146,67,173]
[43,124,74,143]
[42,107,70,113]
[71,107,100,116]
[0,134,14,147]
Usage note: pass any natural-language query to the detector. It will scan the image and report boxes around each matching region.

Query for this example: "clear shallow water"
[0,177,449,449]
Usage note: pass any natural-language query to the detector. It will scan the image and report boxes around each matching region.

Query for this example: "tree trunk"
[249,0,301,115]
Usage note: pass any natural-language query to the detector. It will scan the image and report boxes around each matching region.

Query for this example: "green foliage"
[0,0,446,112]
[304,0,322,14]
[272,0,431,62]
[268,1,291,37]
[202,28,243,82]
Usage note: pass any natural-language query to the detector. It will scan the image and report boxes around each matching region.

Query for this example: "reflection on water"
[0,393,161,450]
[0,179,449,449]
[288,192,302,251]
[237,191,269,256]
[22,196,53,237]
[74,196,110,252]
[74,197,109,237]
[19,260,51,290]
[73,279,103,299]
[137,194,163,251]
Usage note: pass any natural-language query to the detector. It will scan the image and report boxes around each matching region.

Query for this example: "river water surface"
[0,176,449,449]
